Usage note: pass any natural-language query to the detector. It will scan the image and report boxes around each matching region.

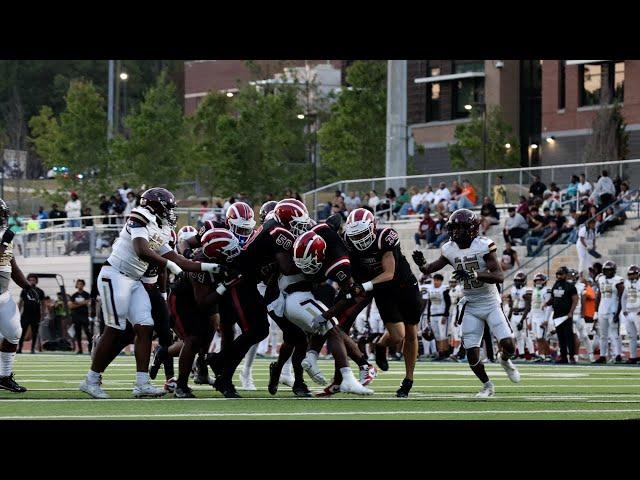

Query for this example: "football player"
[529,273,553,362]
[593,260,624,363]
[505,271,533,359]
[0,198,38,392]
[344,208,422,397]
[424,273,451,360]
[412,209,520,398]
[621,265,640,363]
[289,225,375,396]
[568,268,594,362]
[79,188,222,399]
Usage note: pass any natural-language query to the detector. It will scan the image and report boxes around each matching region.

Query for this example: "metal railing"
[303,158,640,220]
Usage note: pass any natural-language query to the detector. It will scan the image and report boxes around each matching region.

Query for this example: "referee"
[547,266,578,364]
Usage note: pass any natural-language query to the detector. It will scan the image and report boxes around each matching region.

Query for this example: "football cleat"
[149,345,166,380]
[499,357,521,383]
[396,378,413,398]
[239,371,257,391]
[174,385,196,398]
[193,372,215,385]
[268,362,279,395]
[214,378,242,398]
[359,364,377,386]
[625,357,638,364]
[592,357,607,364]
[615,355,623,364]
[375,344,389,371]
[315,382,340,397]
[133,382,167,398]
[301,356,327,385]
[475,381,495,398]
[340,375,374,396]
[292,381,313,398]
[164,377,178,393]
[0,373,27,393]
[79,378,110,399]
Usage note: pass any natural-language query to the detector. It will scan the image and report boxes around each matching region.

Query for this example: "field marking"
[2,408,640,419]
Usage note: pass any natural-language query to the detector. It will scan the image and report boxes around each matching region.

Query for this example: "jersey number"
[454,256,482,289]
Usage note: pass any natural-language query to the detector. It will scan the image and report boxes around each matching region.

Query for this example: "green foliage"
[448,106,520,170]
[317,61,387,182]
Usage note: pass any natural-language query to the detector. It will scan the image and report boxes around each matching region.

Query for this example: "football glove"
[1,229,15,247]
[452,268,472,282]
[412,250,427,267]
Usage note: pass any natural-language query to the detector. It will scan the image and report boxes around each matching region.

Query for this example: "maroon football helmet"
[603,260,617,279]
[628,264,640,280]
[447,208,480,248]
[274,198,312,237]
[139,188,177,227]
[201,228,241,262]
[292,230,327,275]
[513,271,527,288]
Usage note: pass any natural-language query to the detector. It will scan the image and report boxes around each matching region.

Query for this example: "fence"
[303,158,640,220]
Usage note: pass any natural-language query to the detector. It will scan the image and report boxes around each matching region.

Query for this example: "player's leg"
[17,315,28,354]
[239,343,259,390]
[461,307,494,397]
[0,293,26,392]
[269,313,309,395]
[486,306,520,383]
[595,314,610,362]
[610,318,622,362]
[147,286,174,381]
[626,312,639,363]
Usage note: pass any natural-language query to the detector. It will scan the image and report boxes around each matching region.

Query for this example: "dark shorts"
[374,282,422,326]
[168,293,213,340]
[219,282,269,337]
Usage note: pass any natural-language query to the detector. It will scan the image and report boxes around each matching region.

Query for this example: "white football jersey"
[623,279,640,311]
[509,286,529,311]
[573,281,585,317]
[107,207,173,281]
[597,274,624,315]
[441,236,500,304]
[425,284,448,316]
[530,286,551,318]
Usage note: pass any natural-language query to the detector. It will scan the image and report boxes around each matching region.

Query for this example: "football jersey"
[344,227,416,286]
[623,279,640,311]
[597,274,624,314]
[530,286,551,318]
[305,223,352,290]
[0,227,14,294]
[573,281,585,317]
[441,236,500,304]
[509,286,529,312]
[141,224,175,284]
[425,284,449,316]
[107,207,173,281]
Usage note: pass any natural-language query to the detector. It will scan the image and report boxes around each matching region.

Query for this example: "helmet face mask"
[514,271,527,289]
[603,261,616,279]
[290,213,312,237]
[345,208,376,251]
[202,228,241,262]
[447,209,480,248]
[628,265,640,281]
[533,273,547,288]
[293,231,326,275]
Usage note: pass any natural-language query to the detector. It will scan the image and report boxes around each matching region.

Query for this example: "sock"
[307,350,319,362]
[136,371,150,385]
[0,351,16,377]
[354,354,369,368]
[87,369,101,384]
[339,367,354,382]
[243,344,258,376]
[282,357,292,378]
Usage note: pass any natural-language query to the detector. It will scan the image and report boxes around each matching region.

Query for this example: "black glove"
[412,250,427,267]
[452,268,471,282]
[1,229,14,246]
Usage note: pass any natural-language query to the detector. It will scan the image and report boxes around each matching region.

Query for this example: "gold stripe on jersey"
[128,212,150,226]
[488,242,497,252]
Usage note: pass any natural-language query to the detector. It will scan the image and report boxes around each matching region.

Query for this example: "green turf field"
[1,353,640,420]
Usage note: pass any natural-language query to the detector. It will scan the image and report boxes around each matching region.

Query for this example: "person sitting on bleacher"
[503,207,529,245]
[480,196,499,235]
[414,209,436,247]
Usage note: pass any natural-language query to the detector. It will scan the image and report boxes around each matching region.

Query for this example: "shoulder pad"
[474,236,497,253]
[130,207,155,224]
[377,227,400,250]
[269,227,295,251]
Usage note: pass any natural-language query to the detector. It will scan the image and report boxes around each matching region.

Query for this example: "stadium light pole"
[107,60,115,140]
[119,71,129,133]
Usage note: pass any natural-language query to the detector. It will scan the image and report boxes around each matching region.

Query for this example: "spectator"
[516,195,530,217]
[492,175,507,204]
[26,214,39,241]
[432,213,450,248]
[414,209,436,246]
[69,279,92,354]
[597,206,621,234]
[592,170,616,209]
[118,181,133,203]
[8,212,23,255]
[541,192,560,212]
[223,196,236,216]
[293,191,303,201]
[577,174,592,199]
[565,210,579,243]
[449,179,476,210]
[37,206,49,230]
[500,242,521,271]
[526,205,544,230]
[617,181,636,216]
[529,174,546,199]
[123,191,137,216]
[405,186,425,215]
[17,274,45,354]
[563,175,579,200]
[393,187,410,216]
[344,191,361,212]
[433,182,451,213]
[65,192,82,228]
[461,179,478,206]
[554,207,568,234]
[479,196,499,234]
[368,190,380,210]
[381,188,396,217]
[526,219,559,257]
[422,185,435,210]
[613,175,623,197]
[49,203,66,226]
[110,194,125,223]
[98,195,111,224]
[332,190,346,214]
[82,207,94,228]
[503,207,529,245]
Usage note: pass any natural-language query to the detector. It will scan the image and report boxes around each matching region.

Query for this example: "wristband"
[165,260,182,275]
[216,284,227,296]
[160,292,167,300]
[362,281,374,292]
[201,263,221,274]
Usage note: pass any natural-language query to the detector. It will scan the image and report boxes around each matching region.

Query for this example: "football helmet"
[513,271,527,288]
[603,260,617,278]
[140,188,177,227]
[0,199,9,228]
[292,230,327,275]
[422,325,435,342]
[225,202,256,246]
[567,268,579,283]
[201,228,241,262]
[345,208,376,251]
[447,208,480,249]
[259,201,278,223]
[533,272,547,287]
[628,264,640,280]
[274,198,312,237]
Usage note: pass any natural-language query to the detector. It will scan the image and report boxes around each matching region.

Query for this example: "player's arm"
[412,251,449,276]
[275,251,299,275]
[132,237,220,275]
[615,281,624,321]
[370,250,396,286]
[158,269,168,298]
[192,279,224,312]
[443,289,451,324]
[621,285,628,315]
[10,258,31,290]
[476,251,504,284]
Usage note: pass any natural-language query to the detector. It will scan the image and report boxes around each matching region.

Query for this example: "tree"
[583,102,628,163]
[317,61,387,182]
[28,80,110,203]
[448,106,520,170]
[111,73,189,190]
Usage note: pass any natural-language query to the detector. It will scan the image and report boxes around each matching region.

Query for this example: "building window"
[580,61,624,106]
[426,83,441,121]
[453,61,484,73]
[453,77,484,119]
[558,60,565,109]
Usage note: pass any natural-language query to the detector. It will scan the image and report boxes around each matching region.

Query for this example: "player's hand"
[165,260,183,276]
[1,229,15,247]
[452,268,471,282]
[201,262,224,274]
[412,250,427,267]
[349,283,366,298]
